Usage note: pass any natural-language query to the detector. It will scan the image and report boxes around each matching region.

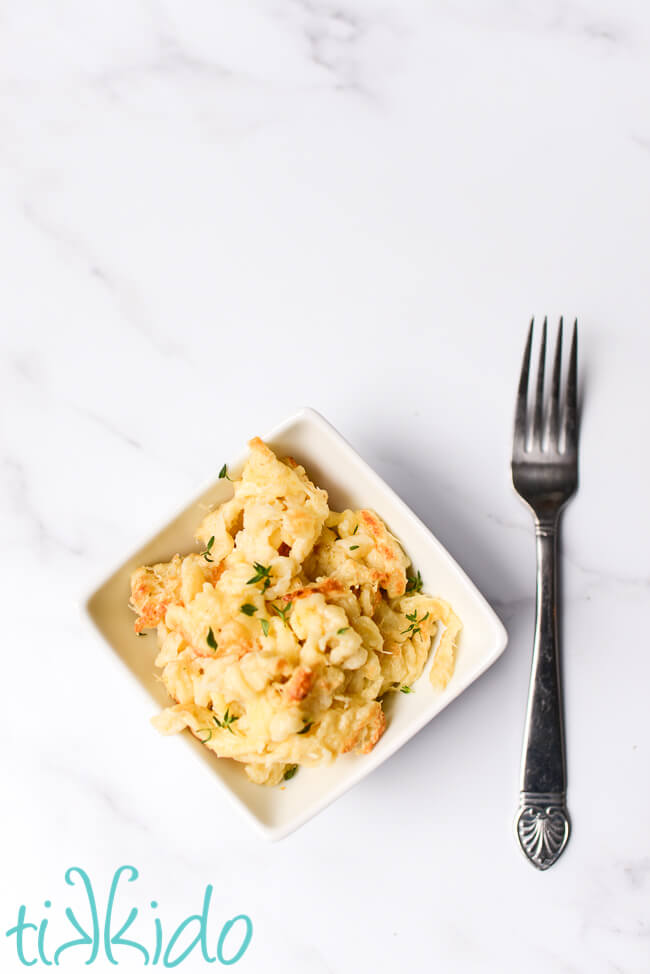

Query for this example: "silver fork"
[511,317,578,870]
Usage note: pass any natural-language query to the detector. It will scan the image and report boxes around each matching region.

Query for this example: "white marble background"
[1,1,649,971]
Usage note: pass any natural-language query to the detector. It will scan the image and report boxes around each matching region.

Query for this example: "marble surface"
[1,1,649,971]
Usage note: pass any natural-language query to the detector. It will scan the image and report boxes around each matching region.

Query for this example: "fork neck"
[535,518,558,538]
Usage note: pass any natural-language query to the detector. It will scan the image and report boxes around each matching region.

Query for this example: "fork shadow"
[361,434,521,608]
[353,433,536,790]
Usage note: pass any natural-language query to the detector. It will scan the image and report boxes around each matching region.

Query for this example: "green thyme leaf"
[223,707,238,730]
[400,685,415,694]
[214,709,239,734]
[247,562,272,588]
[337,627,350,635]
[241,603,258,617]
[405,570,423,593]
[201,535,215,561]
[218,464,232,481]
[197,728,213,743]
[401,609,429,637]
[260,618,270,637]
[298,722,313,735]
[206,627,218,650]
[283,765,298,781]
[352,524,359,535]
[401,624,420,636]
[349,545,359,551]
[271,602,292,626]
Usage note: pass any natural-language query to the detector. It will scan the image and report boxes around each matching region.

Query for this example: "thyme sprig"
[405,570,423,593]
[213,708,239,734]
[201,535,215,562]
[247,562,272,592]
[401,609,430,637]
[271,602,292,626]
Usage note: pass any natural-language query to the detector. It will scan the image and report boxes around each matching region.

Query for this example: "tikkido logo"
[5,866,253,967]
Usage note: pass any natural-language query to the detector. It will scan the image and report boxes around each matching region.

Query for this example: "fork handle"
[515,520,570,869]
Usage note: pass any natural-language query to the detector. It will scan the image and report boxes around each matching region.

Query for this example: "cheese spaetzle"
[130,438,461,785]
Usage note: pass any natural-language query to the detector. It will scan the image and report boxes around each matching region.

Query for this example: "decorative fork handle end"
[515,792,570,870]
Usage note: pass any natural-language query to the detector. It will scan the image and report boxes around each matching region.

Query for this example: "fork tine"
[513,319,534,453]
[547,317,563,445]
[563,319,578,452]
[532,316,547,449]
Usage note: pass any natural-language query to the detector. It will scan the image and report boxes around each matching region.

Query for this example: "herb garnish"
[218,464,232,481]
[400,685,415,694]
[241,603,258,616]
[206,627,218,650]
[352,524,359,535]
[197,728,213,743]
[260,618,270,637]
[349,545,359,551]
[271,602,292,626]
[136,632,146,637]
[283,765,298,780]
[401,609,430,637]
[337,627,349,635]
[201,535,215,562]
[298,722,313,735]
[213,708,239,734]
[405,570,423,593]
[247,562,272,592]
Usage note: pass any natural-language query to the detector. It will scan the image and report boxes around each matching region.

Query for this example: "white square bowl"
[85,407,507,840]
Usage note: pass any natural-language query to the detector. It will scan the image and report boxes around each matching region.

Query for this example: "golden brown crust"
[248,435,268,452]
[359,510,407,597]
[284,666,313,702]
[360,706,386,754]
[281,578,345,602]
[130,557,183,632]
[341,705,386,754]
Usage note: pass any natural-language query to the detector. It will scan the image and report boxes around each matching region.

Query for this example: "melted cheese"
[130,437,461,785]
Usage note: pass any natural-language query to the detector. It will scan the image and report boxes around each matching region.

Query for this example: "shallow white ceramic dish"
[86,408,507,840]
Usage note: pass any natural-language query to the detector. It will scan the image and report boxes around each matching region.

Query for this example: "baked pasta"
[130,438,461,785]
